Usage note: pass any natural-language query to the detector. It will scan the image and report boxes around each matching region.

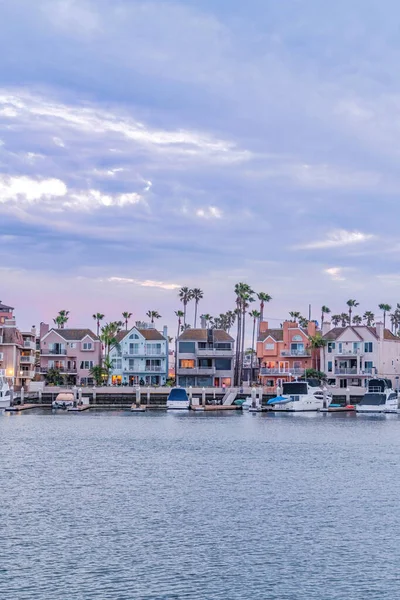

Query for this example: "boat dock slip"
[5,404,52,412]
[191,405,241,411]
[67,404,91,412]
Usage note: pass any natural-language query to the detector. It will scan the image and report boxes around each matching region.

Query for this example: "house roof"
[258,329,284,342]
[50,328,99,341]
[115,331,126,343]
[137,328,166,341]
[178,328,234,342]
[0,301,14,311]
[322,325,398,342]
[0,326,23,346]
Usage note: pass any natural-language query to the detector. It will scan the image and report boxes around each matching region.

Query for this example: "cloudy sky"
[1,0,399,333]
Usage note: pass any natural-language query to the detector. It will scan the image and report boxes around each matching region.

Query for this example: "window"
[70,343,76,348]
[180,359,195,369]
[292,335,303,342]
[215,343,232,350]
[129,334,139,340]
[327,342,335,353]
[338,342,343,354]
[265,343,274,350]
[129,343,139,354]
[112,359,122,369]
[290,343,305,355]
[353,342,360,352]
[328,361,333,372]
[215,358,232,371]
[364,342,373,353]
[179,342,195,353]
[83,342,93,350]
[80,360,94,370]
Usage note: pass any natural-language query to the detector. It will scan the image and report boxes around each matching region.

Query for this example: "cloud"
[297,230,375,250]
[196,206,222,219]
[106,277,181,290]
[324,267,346,281]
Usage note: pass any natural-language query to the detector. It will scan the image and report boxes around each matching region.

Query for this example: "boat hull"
[166,401,190,410]
[357,403,398,414]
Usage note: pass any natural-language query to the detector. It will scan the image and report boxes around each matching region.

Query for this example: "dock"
[191,404,241,411]
[5,403,51,412]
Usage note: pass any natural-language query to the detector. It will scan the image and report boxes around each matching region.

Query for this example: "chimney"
[307,321,316,337]
[322,321,331,335]
[376,321,384,340]
[200,315,206,329]
[259,321,269,334]
[163,325,168,339]
[40,322,49,339]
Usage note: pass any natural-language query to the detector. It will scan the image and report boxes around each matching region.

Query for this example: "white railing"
[24,341,36,350]
[281,350,311,357]
[260,368,305,375]
[123,352,165,358]
[20,356,35,364]
[334,348,363,355]
[197,348,234,356]
[178,367,216,376]
[333,367,374,375]
[20,370,36,379]
[123,366,164,373]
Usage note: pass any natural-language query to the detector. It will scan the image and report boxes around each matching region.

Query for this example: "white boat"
[356,379,398,414]
[241,397,252,410]
[52,392,75,410]
[266,380,332,412]
[166,387,190,410]
[0,377,11,410]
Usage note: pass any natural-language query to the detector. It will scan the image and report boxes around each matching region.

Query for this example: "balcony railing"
[281,349,311,357]
[23,341,36,350]
[123,352,166,358]
[20,356,35,364]
[123,366,164,373]
[41,349,67,355]
[20,370,36,379]
[260,368,305,376]
[333,368,374,376]
[197,348,234,356]
[334,348,363,356]
[40,367,77,374]
[178,367,216,376]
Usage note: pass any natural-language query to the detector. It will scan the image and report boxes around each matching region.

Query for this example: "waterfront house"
[176,328,234,388]
[0,300,13,324]
[257,320,317,390]
[39,323,102,386]
[108,323,169,386]
[0,301,37,389]
[321,322,400,392]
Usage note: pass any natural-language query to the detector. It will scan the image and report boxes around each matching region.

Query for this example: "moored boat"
[356,379,398,414]
[266,380,332,412]
[0,376,11,410]
[166,387,190,410]
[52,392,75,410]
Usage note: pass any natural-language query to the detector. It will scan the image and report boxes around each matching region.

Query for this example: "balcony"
[333,348,363,356]
[260,368,305,376]
[281,349,311,357]
[197,348,234,357]
[20,356,35,364]
[178,367,216,376]
[40,367,77,374]
[333,368,374,376]
[23,341,36,350]
[123,366,164,373]
[20,370,36,379]
[41,348,67,355]
[123,351,166,358]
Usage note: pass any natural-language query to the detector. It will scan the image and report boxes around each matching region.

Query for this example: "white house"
[109,324,168,386]
[321,322,400,392]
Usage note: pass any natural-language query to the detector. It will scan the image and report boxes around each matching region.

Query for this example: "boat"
[0,377,11,410]
[166,387,190,410]
[266,379,332,412]
[356,379,398,414]
[52,392,75,410]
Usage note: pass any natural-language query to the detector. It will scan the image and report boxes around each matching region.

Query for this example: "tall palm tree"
[298,316,309,329]
[174,310,184,382]
[331,314,341,327]
[225,310,236,334]
[257,292,272,331]
[321,305,331,326]
[363,311,375,326]
[346,299,359,324]
[146,310,161,324]
[122,312,132,331]
[289,311,301,323]
[379,303,392,330]
[249,309,261,383]
[191,288,203,328]
[309,334,327,370]
[340,313,349,327]
[234,282,255,385]
[352,315,362,325]
[92,313,105,337]
[53,309,70,329]
[201,314,213,328]
[178,287,193,327]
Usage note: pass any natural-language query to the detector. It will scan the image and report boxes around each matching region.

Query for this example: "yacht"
[266,379,332,412]
[52,392,75,410]
[0,377,11,410]
[166,387,190,410]
[356,379,398,414]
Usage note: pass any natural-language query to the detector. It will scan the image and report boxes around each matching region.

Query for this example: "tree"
[309,334,327,370]
[201,314,213,328]
[92,313,105,337]
[234,283,255,385]
[321,305,331,326]
[174,310,184,383]
[191,288,203,328]
[146,310,161,324]
[53,309,69,329]
[363,311,375,326]
[100,322,121,359]
[89,364,107,386]
[178,287,193,327]
[225,310,236,334]
[352,315,362,325]
[289,311,301,322]
[122,312,132,331]
[249,309,261,383]
[298,316,309,329]
[303,368,327,381]
[257,292,272,332]
[331,314,341,327]
[103,356,114,386]
[346,299,359,324]
[45,367,63,385]
[340,313,349,327]
[379,303,392,330]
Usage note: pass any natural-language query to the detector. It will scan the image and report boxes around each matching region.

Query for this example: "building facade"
[257,320,317,390]
[40,324,102,386]
[176,329,234,387]
[321,323,400,391]
[0,302,37,388]
[108,325,169,386]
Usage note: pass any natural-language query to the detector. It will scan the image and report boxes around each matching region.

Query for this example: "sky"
[1,0,400,334]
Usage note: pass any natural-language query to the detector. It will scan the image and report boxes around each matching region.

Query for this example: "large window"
[327,342,335,353]
[328,361,333,372]
[180,359,195,369]
[265,343,274,350]
[215,343,232,350]
[179,342,195,353]
[215,358,232,371]
[80,361,94,370]
[364,342,373,353]
[82,342,93,350]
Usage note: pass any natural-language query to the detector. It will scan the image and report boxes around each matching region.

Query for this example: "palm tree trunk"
[251,318,256,383]
[239,307,246,385]
[194,301,198,328]
[234,305,241,386]
[175,319,180,383]
[183,303,186,327]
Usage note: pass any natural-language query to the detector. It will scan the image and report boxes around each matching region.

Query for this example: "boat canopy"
[282,382,308,395]
[368,379,392,393]
[267,396,291,405]
[167,388,189,401]
[359,393,387,406]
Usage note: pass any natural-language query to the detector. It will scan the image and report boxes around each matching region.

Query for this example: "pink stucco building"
[40,323,102,386]
[0,301,37,388]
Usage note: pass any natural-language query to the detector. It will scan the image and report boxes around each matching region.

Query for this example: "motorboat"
[0,377,11,410]
[166,387,190,410]
[356,379,398,414]
[52,392,75,410]
[266,379,332,412]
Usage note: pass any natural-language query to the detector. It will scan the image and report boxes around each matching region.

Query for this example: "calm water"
[1,410,400,599]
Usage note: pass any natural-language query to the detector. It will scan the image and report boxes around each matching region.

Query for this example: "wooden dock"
[5,404,51,412]
[191,405,241,411]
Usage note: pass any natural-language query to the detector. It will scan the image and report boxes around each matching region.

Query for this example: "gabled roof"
[44,328,99,341]
[322,325,398,342]
[0,301,14,311]
[323,326,364,341]
[178,328,234,342]
[138,328,166,341]
[258,329,283,342]
[0,325,23,346]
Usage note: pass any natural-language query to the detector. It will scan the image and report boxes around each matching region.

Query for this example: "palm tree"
[249,309,261,382]
[363,311,375,326]
[234,282,255,385]
[346,299,359,324]
[53,309,69,329]
[122,312,132,331]
[178,287,193,327]
[257,292,272,330]
[379,303,392,330]
[174,310,184,382]
[339,313,349,327]
[298,316,309,329]
[321,306,331,326]
[191,288,203,328]
[100,321,121,358]
[309,334,327,371]
[146,310,161,324]
[201,314,213,328]
[331,314,341,327]
[225,310,236,334]
[352,315,362,325]
[92,313,105,337]
[289,311,301,323]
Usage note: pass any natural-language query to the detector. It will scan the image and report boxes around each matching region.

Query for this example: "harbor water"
[1,410,400,599]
